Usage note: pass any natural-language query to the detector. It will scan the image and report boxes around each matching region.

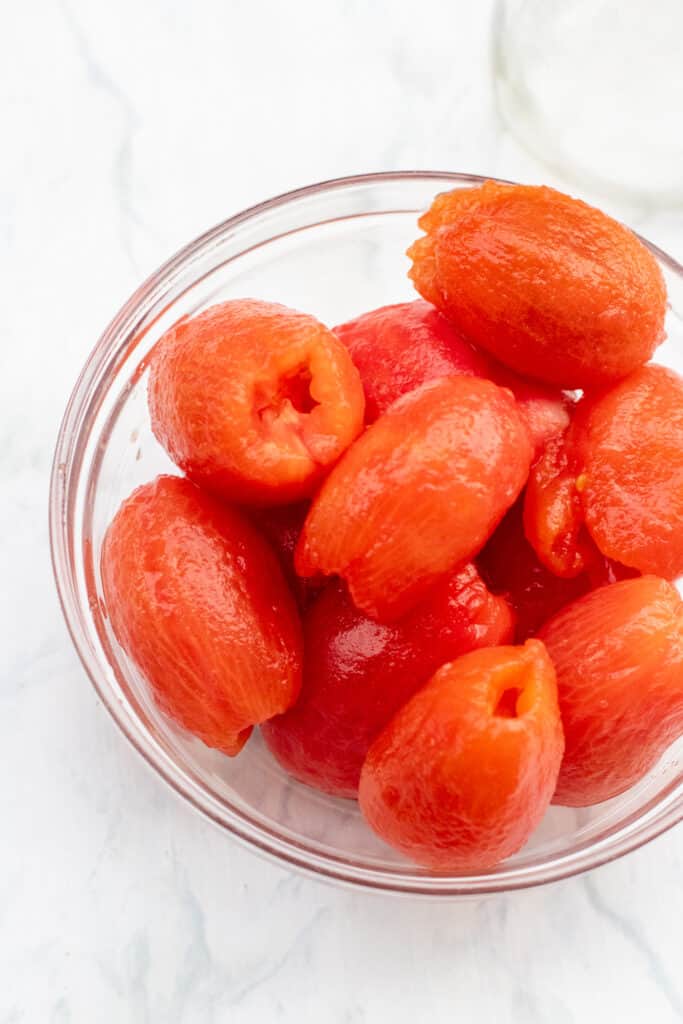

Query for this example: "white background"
[1,1,681,1021]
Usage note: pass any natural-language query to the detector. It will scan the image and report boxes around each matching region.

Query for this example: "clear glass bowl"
[50,172,683,896]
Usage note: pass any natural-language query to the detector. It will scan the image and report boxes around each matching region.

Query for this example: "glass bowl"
[50,172,683,896]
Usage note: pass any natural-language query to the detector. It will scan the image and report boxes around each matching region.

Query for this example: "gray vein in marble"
[1,637,67,702]
[163,854,331,1020]
[511,987,571,1024]
[342,1005,367,1024]
[92,930,151,1023]
[272,867,306,902]
[50,998,71,1024]
[87,804,124,884]
[582,874,683,1020]
[170,863,224,1022]
[223,905,331,1011]
[126,931,151,1024]
[58,0,144,271]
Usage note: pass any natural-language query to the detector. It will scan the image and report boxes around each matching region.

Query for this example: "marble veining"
[1,0,681,1021]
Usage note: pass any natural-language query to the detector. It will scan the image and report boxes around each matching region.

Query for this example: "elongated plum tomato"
[358,641,564,871]
[523,428,598,579]
[334,299,569,455]
[101,475,303,755]
[478,499,636,641]
[525,365,683,581]
[296,376,533,621]
[579,365,683,580]
[148,299,365,506]
[408,182,666,389]
[261,565,513,797]
[540,576,683,806]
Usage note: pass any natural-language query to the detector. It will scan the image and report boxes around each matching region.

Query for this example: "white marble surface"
[1,1,681,1021]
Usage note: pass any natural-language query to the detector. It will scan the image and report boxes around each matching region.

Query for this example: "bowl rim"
[49,170,683,896]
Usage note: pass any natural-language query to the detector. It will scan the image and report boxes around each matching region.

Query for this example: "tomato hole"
[495,686,522,718]
[256,367,318,427]
[281,367,317,414]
